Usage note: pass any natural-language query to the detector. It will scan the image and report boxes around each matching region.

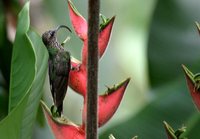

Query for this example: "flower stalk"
[87,0,100,139]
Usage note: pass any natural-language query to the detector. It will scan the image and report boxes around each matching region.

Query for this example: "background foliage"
[1,0,200,138]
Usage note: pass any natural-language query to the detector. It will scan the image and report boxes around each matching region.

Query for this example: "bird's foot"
[51,105,61,117]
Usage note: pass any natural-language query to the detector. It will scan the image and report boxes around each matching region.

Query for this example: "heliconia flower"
[163,121,187,139]
[41,101,85,139]
[67,0,115,96]
[42,1,131,138]
[182,64,200,111]
[82,78,130,127]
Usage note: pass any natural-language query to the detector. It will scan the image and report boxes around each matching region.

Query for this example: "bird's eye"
[50,31,55,37]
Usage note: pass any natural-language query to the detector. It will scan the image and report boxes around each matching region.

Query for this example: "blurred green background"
[1,0,200,138]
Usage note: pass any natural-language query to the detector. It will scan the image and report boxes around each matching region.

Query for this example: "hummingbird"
[42,25,72,117]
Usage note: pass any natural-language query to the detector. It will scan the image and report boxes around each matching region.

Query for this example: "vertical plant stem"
[87,0,100,139]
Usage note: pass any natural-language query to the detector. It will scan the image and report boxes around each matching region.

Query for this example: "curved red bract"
[185,76,200,111]
[41,101,85,139]
[98,17,115,59]
[82,78,130,127]
[68,0,87,41]
[69,61,87,96]
[183,65,200,111]
[81,18,115,66]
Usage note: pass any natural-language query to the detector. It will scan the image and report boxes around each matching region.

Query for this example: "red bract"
[68,0,87,41]
[68,0,115,96]
[69,60,87,96]
[98,17,115,59]
[81,17,115,66]
[182,65,200,111]
[82,78,130,127]
[41,101,85,139]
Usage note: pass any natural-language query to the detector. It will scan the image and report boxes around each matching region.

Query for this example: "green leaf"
[148,0,200,87]
[1,27,48,139]
[100,81,196,138]
[9,1,36,112]
[0,92,30,139]
[184,113,200,138]
[0,2,35,139]
[20,30,48,139]
[0,2,48,138]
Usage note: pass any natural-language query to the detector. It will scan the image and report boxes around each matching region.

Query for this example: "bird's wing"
[48,59,55,99]
[53,51,71,108]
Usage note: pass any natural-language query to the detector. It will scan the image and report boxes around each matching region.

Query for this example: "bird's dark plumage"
[48,51,70,115]
[42,25,71,117]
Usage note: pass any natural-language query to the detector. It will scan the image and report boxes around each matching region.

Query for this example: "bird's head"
[42,25,72,48]
[42,30,56,46]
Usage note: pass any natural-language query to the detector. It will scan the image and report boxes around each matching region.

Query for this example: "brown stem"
[86,0,100,139]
